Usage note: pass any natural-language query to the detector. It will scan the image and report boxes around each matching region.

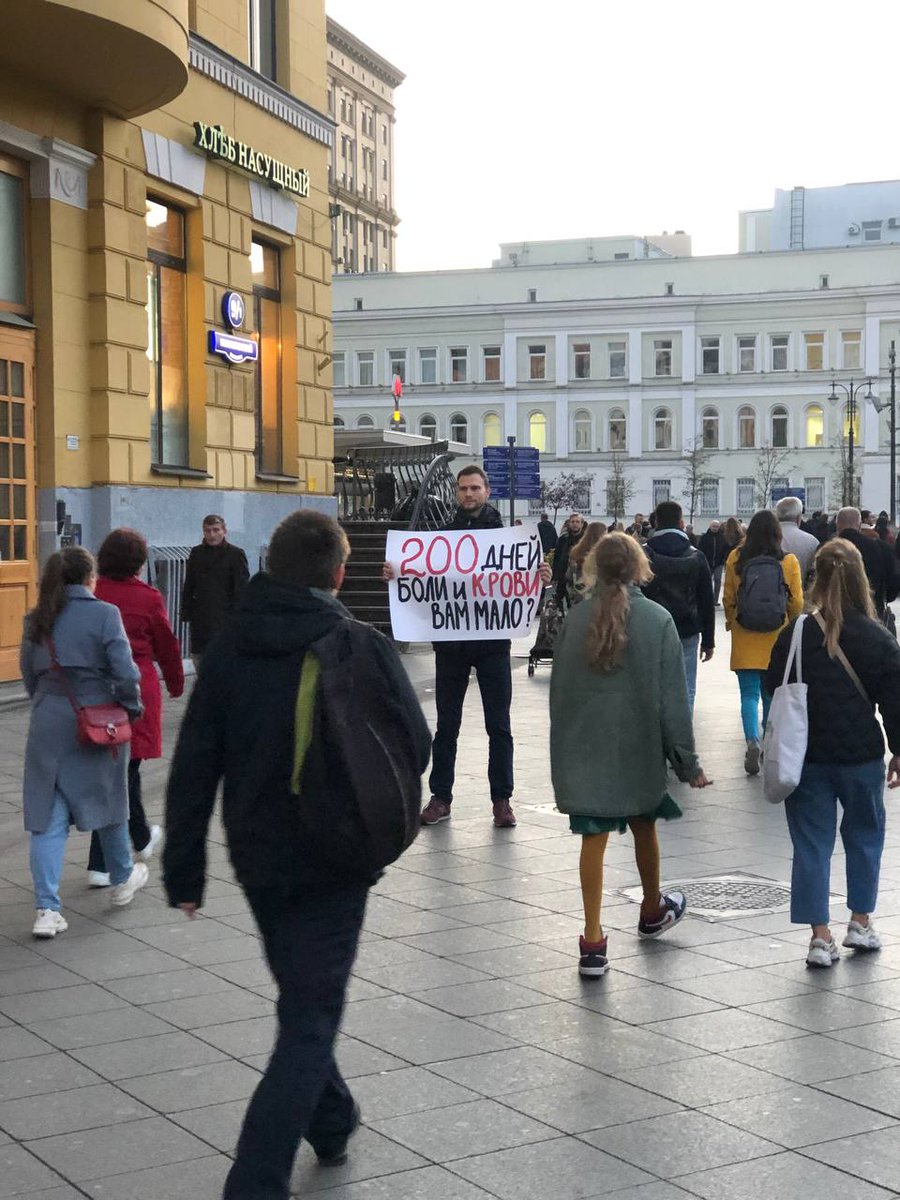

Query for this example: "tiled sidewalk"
[2,619,900,1198]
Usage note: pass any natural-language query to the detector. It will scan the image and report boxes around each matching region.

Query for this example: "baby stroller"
[528,593,564,676]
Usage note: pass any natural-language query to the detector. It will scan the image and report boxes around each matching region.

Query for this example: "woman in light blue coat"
[21,547,148,938]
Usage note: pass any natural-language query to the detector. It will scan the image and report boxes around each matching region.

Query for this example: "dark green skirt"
[569,792,683,836]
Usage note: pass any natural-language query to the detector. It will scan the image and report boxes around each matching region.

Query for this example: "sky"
[326,0,900,273]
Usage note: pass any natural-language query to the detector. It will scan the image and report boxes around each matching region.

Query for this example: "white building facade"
[333,241,900,528]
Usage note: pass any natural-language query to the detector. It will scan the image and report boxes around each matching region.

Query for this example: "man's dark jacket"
[163,574,431,906]
[642,531,715,650]
[446,502,504,532]
[552,525,586,603]
[698,528,728,570]
[537,519,558,554]
[839,528,900,616]
[180,540,250,653]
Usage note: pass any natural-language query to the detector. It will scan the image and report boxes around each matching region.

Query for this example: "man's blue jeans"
[736,669,771,742]
[681,634,700,714]
[784,759,886,925]
[30,791,132,910]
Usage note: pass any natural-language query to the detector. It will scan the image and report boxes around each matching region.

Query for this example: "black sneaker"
[578,935,609,977]
[312,1102,361,1166]
[638,890,687,939]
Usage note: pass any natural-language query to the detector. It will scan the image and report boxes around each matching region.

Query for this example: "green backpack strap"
[290,651,321,795]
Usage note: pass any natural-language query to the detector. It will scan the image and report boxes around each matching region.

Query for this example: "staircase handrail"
[408,451,458,531]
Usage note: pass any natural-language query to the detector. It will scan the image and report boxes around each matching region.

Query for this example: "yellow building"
[0,0,336,681]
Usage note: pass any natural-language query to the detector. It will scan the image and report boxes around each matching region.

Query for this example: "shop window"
[0,158,27,312]
[805,404,825,447]
[482,412,502,447]
[146,198,188,467]
[248,0,276,79]
[251,239,282,475]
[529,411,547,451]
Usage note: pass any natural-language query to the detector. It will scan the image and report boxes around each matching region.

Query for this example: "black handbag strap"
[812,612,871,706]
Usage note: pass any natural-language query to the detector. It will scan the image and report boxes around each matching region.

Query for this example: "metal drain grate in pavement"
[619,873,792,921]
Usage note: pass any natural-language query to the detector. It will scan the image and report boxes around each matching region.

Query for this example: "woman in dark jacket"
[552,512,587,604]
[767,539,900,968]
[87,529,184,886]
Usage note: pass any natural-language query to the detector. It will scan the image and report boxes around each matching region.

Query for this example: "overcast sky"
[326,0,900,273]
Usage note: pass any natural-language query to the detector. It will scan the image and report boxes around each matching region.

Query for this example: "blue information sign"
[483,444,541,501]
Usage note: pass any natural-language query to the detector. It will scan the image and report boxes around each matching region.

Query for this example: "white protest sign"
[386,527,544,642]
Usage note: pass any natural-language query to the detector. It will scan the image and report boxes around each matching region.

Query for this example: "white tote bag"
[762,614,808,804]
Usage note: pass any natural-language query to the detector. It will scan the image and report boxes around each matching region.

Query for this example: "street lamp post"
[869,341,897,526]
[827,375,875,508]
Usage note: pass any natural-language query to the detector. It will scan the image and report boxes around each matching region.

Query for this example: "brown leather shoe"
[421,797,452,825]
[492,799,517,828]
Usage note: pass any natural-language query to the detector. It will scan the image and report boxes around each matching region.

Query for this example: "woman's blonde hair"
[569,521,607,569]
[807,538,875,655]
[583,532,652,672]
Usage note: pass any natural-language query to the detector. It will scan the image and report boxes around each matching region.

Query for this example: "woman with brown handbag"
[21,547,147,938]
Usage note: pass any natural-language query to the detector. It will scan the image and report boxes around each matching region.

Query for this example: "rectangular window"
[381,159,388,182]
[419,348,436,384]
[251,239,282,475]
[146,198,188,467]
[528,343,546,381]
[805,477,826,511]
[0,159,27,312]
[247,0,276,79]
[841,330,862,370]
[738,335,757,373]
[357,351,374,387]
[804,332,825,371]
[654,339,672,376]
[700,478,719,515]
[450,347,468,383]
[652,479,671,508]
[771,334,789,371]
[608,341,626,378]
[332,352,345,388]
[737,477,755,514]
[483,345,501,382]
[863,221,882,242]
[700,336,720,374]
[388,349,406,384]
[573,342,591,379]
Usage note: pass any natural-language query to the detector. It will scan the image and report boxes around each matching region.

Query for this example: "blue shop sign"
[209,329,259,365]
[222,291,245,330]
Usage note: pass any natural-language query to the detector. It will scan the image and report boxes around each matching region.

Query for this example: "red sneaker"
[421,797,452,825]
[492,799,517,828]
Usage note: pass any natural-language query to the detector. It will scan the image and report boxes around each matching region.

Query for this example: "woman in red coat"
[87,529,184,885]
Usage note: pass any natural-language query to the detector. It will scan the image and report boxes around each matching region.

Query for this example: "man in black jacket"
[180,514,249,668]
[537,512,558,554]
[837,506,900,618]
[697,520,728,605]
[642,500,715,713]
[164,511,431,1200]
[551,511,587,604]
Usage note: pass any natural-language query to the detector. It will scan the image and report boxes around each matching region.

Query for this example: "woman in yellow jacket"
[723,509,803,775]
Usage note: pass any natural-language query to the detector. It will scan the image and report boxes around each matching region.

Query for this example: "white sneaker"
[137,825,162,862]
[32,909,68,939]
[88,871,111,888]
[806,936,840,968]
[110,862,149,908]
[843,919,882,952]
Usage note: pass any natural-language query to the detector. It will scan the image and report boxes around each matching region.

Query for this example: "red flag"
[392,374,403,399]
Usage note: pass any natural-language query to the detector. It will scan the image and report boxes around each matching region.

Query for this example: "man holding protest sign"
[384,465,551,828]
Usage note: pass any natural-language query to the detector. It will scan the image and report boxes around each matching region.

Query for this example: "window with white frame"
[701,407,719,449]
[482,412,502,447]
[804,332,825,371]
[841,330,862,370]
[529,410,548,451]
[449,412,468,443]
[573,342,591,379]
[652,479,671,508]
[419,348,437,384]
[654,339,673,376]
[419,413,437,440]
[608,409,626,450]
[736,477,755,514]
[805,477,825,510]
[771,406,789,448]
[700,478,719,515]
[805,404,825,447]
[332,352,345,388]
[388,348,406,383]
[654,408,673,450]
[700,336,720,374]
[738,405,756,448]
[357,351,374,386]
[573,410,591,452]
[738,335,757,373]
[483,346,501,382]
[528,344,546,381]
[770,334,789,371]
[450,347,468,384]
[608,341,626,378]
[356,414,374,428]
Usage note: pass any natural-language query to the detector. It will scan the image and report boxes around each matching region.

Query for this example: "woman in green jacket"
[550,532,713,976]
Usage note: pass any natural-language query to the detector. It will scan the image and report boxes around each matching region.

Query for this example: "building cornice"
[189,34,335,148]
[326,19,405,88]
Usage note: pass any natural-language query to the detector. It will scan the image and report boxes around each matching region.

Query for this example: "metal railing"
[334,440,457,526]
[407,452,458,530]
[147,546,193,658]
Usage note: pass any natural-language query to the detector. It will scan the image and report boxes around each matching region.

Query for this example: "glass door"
[0,327,36,682]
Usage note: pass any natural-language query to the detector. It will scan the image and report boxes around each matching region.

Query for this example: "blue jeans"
[736,669,771,742]
[681,634,699,713]
[785,759,886,925]
[30,791,133,911]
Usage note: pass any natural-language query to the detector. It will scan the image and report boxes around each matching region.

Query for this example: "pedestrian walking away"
[383,465,551,828]
[697,520,728,605]
[20,547,147,938]
[85,528,184,887]
[723,509,803,775]
[164,510,431,1200]
[537,511,558,554]
[550,532,712,977]
[766,538,900,968]
[776,496,819,590]
[836,506,900,622]
[181,513,250,672]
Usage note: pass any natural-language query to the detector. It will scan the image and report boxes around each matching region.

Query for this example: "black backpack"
[643,545,700,634]
[736,555,788,632]
[293,619,432,879]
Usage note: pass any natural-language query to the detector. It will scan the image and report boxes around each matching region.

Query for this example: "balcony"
[0,0,189,119]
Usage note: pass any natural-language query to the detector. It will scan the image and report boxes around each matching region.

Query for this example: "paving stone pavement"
[2,613,900,1198]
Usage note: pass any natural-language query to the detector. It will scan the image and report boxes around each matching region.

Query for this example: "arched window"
[356,414,374,429]
[389,416,407,432]
[654,408,672,450]
[333,416,345,428]
[573,409,591,452]
[738,405,756,448]
[529,410,547,451]
[805,404,824,448]
[701,407,719,449]
[771,406,789,448]
[419,413,437,440]
[608,408,626,450]
[843,404,861,444]
[449,412,469,443]
[482,412,502,447]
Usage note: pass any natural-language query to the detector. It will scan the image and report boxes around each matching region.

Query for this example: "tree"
[754,444,795,509]
[680,437,716,526]
[605,453,636,526]
[538,472,594,523]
